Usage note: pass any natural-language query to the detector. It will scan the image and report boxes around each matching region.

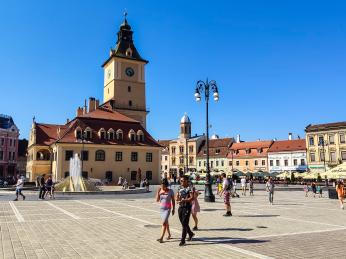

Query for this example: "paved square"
[0,188,345,258]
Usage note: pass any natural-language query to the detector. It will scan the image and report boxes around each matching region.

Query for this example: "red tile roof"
[305,121,346,132]
[197,138,233,158]
[35,123,66,146]
[78,107,138,123]
[157,140,170,148]
[227,140,273,159]
[267,139,306,153]
[34,108,160,147]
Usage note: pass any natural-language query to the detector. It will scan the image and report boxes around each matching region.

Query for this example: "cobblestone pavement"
[0,188,345,259]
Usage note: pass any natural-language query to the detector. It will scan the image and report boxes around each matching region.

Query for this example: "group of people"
[155,176,200,246]
[36,174,55,200]
[118,176,150,191]
[303,182,323,198]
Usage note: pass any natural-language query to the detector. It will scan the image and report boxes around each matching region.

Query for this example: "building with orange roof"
[267,134,307,173]
[227,138,273,173]
[196,136,234,173]
[26,17,161,183]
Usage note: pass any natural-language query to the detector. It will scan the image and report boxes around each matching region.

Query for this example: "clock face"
[125,67,135,77]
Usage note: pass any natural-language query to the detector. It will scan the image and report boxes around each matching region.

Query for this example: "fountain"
[54,153,99,192]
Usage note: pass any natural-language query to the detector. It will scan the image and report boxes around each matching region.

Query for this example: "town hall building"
[26,16,161,184]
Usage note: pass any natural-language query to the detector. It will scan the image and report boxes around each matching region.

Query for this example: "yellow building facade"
[305,122,346,173]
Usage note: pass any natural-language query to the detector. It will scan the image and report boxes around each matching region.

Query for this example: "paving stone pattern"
[0,189,345,259]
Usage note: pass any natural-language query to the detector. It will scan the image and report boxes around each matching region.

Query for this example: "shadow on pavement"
[238,214,279,218]
[199,228,253,232]
[189,237,268,245]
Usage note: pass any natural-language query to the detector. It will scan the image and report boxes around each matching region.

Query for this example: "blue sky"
[0,1,345,141]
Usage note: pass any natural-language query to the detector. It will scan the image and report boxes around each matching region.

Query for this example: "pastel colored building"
[305,121,346,173]
[228,140,273,173]
[267,136,307,173]
[0,114,19,179]
[196,136,234,173]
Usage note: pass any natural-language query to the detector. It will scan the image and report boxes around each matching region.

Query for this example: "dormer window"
[203,149,207,155]
[108,128,115,140]
[116,129,123,141]
[137,130,144,142]
[215,149,220,154]
[257,148,263,153]
[129,129,136,142]
[75,127,82,140]
[246,148,251,154]
[99,128,106,140]
[85,127,92,139]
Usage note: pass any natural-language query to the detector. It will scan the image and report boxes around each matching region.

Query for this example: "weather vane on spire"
[124,9,128,20]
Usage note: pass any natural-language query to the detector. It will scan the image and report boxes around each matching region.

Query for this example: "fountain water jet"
[54,153,99,192]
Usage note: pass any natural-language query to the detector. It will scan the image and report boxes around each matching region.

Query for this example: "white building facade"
[268,139,307,173]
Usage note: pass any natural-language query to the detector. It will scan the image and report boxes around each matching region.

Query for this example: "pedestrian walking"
[14,175,25,201]
[241,177,247,196]
[249,178,254,196]
[144,178,150,192]
[266,177,275,205]
[336,180,345,210]
[316,184,322,198]
[156,178,175,243]
[117,175,123,186]
[216,175,221,195]
[311,182,317,198]
[37,174,46,199]
[176,175,194,246]
[45,176,54,199]
[190,183,200,230]
[303,183,309,197]
[220,173,232,216]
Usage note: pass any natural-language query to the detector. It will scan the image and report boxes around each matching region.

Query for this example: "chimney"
[83,99,87,114]
[95,99,99,110]
[76,107,83,117]
[66,118,70,124]
[88,97,96,113]
[236,134,241,143]
[288,133,293,141]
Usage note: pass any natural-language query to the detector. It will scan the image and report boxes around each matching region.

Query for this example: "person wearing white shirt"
[241,177,247,196]
[14,176,25,201]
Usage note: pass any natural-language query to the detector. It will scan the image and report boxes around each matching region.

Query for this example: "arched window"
[99,128,106,140]
[95,150,105,161]
[85,127,92,139]
[108,128,115,140]
[137,130,144,142]
[75,127,82,139]
[116,129,123,141]
[129,129,136,142]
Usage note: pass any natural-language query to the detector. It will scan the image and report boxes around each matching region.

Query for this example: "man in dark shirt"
[37,174,46,199]
[176,175,195,246]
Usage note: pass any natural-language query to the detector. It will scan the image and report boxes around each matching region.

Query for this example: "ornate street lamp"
[194,79,219,202]
[318,138,328,172]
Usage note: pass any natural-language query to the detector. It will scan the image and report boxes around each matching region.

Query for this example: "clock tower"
[102,14,149,128]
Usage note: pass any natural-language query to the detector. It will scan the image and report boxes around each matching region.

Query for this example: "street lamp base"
[204,183,215,202]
